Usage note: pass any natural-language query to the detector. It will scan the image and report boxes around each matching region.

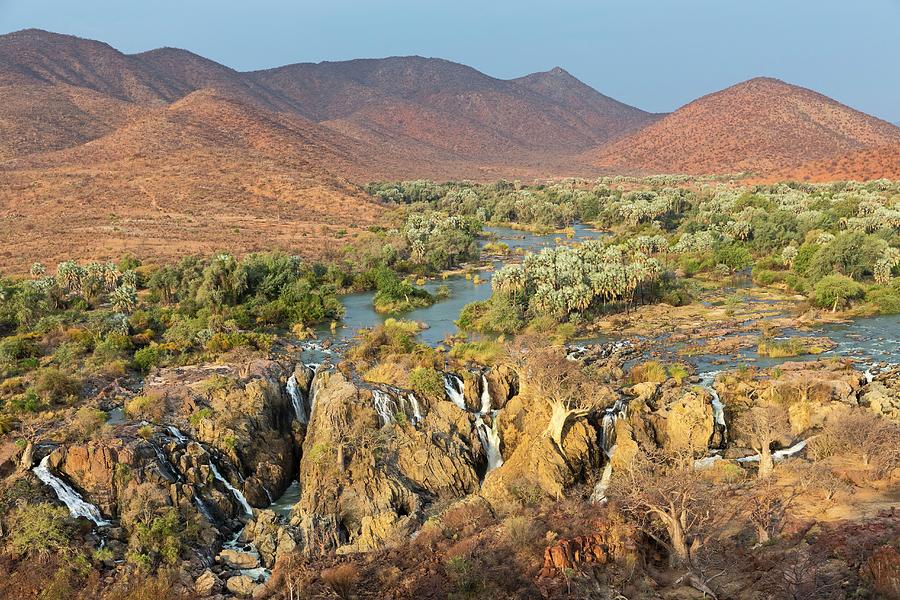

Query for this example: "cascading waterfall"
[149,441,180,482]
[590,462,613,503]
[286,372,308,424]
[208,459,253,516]
[406,392,423,424]
[479,374,492,414]
[592,399,630,503]
[167,426,187,443]
[475,416,503,473]
[699,370,728,444]
[600,399,628,456]
[33,455,110,526]
[443,373,467,411]
[736,439,808,463]
[372,389,397,426]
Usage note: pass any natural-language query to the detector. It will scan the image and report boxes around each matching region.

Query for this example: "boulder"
[219,548,260,570]
[226,575,257,597]
[242,510,297,568]
[292,371,480,553]
[194,569,222,596]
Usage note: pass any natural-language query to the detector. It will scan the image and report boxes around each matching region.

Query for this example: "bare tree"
[517,347,608,457]
[747,480,797,545]
[734,403,789,479]
[610,448,716,571]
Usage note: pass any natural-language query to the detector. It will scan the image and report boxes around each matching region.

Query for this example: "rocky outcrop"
[145,359,302,507]
[480,382,613,504]
[291,370,481,553]
[241,510,297,568]
[194,569,223,596]
[860,366,900,423]
[604,381,715,464]
[716,360,865,442]
[538,517,642,578]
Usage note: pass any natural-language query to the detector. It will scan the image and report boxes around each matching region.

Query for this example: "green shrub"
[133,345,163,371]
[812,274,865,311]
[864,280,900,314]
[33,368,81,402]
[72,406,106,440]
[713,243,753,273]
[409,367,445,401]
[7,502,75,558]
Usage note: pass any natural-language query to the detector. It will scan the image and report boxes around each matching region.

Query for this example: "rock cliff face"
[291,370,482,553]
[144,359,301,506]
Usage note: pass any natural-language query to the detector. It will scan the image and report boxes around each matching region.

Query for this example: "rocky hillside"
[585,77,900,175]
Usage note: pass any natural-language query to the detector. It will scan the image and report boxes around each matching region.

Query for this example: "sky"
[2,0,899,122]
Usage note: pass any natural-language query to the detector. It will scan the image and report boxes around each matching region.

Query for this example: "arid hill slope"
[585,77,900,175]
[766,144,900,182]
[0,91,386,272]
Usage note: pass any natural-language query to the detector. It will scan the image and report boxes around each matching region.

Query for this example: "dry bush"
[503,515,538,550]
[440,501,494,538]
[809,411,900,480]
[321,564,360,600]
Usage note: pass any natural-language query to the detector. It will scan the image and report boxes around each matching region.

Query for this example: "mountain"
[512,67,663,142]
[2,29,899,270]
[247,57,660,165]
[584,77,900,175]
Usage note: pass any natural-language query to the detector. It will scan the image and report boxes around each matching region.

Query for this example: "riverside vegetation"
[0,177,898,600]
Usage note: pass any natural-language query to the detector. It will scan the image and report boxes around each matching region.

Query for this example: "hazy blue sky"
[2,0,898,121]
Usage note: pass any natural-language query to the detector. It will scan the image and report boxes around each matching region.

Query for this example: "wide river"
[301,224,899,376]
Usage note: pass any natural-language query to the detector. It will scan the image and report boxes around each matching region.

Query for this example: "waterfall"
[406,393,423,425]
[699,370,728,443]
[479,374,492,414]
[33,456,110,526]
[590,462,613,503]
[194,494,214,522]
[600,398,628,456]
[372,390,397,426]
[149,442,180,482]
[736,439,808,463]
[286,372,308,424]
[307,364,321,417]
[475,416,503,473]
[443,373,467,411]
[167,426,187,443]
[208,460,253,516]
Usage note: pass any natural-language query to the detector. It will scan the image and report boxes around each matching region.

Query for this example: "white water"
[286,372,308,424]
[33,456,110,526]
[736,439,808,463]
[372,389,396,426]
[698,370,728,444]
[208,460,253,516]
[600,399,628,456]
[479,374,492,414]
[693,454,723,470]
[475,416,503,473]
[590,462,613,503]
[167,426,187,443]
[407,393,424,425]
[444,373,467,411]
